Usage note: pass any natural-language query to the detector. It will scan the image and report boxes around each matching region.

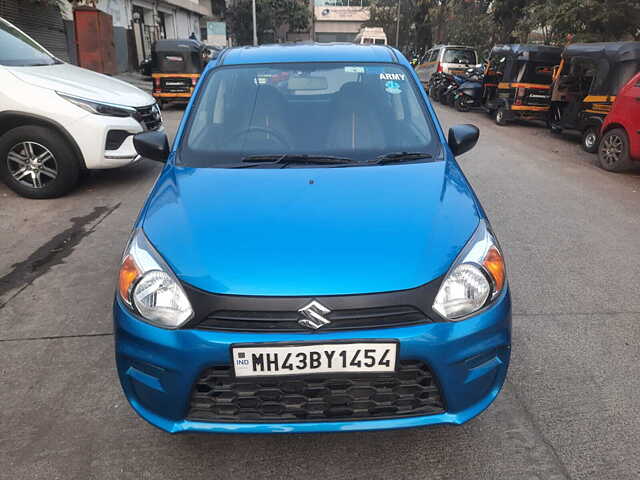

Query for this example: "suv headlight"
[117,229,193,328]
[58,92,136,118]
[433,220,506,320]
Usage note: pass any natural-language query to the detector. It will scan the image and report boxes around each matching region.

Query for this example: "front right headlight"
[433,220,506,320]
[118,229,193,328]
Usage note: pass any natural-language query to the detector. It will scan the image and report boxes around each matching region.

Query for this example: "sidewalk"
[115,71,152,93]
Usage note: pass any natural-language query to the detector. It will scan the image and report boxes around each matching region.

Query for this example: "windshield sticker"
[379,73,405,81]
[385,80,402,94]
[345,66,365,73]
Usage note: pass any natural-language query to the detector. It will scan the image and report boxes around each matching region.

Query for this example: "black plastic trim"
[181,276,445,332]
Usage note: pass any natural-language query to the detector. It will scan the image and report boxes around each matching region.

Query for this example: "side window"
[430,50,439,62]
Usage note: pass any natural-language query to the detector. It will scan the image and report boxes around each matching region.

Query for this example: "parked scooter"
[441,73,468,106]
[453,66,485,112]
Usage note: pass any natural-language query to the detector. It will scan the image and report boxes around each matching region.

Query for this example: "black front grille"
[135,104,162,131]
[198,305,429,332]
[187,360,444,422]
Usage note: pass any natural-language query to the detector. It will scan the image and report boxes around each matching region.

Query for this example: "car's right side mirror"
[448,124,479,157]
[133,131,170,163]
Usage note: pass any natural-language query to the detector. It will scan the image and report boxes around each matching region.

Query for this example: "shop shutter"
[0,0,70,62]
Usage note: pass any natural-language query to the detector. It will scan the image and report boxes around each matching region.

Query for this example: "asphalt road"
[2,102,640,480]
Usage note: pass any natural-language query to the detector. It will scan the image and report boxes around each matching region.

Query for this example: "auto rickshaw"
[483,44,562,126]
[151,39,207,109]
[549,42,640,152]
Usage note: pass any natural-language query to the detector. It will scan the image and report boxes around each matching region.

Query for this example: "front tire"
[495,107,509,126]
[581,126,599,153]
[598,128,633,172]
[0,125,80,199]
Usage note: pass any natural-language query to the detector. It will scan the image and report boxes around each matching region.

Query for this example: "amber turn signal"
[118,255,140,304]
[483,246,505,292]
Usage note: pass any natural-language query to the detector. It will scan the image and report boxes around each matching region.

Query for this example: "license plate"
[232,342,397,377]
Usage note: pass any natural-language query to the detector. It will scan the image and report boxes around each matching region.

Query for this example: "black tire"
[0,125,80,199]
[455,95,471,112]
[581,126,599,153]
[598,128,633,172]
[495,107,509,126]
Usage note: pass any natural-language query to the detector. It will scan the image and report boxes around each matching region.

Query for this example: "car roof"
[219,43,397,65]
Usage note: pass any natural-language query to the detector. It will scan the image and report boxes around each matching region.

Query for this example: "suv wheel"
[598,128,633,172]
[0,125,81,199]
[582,126,599,153]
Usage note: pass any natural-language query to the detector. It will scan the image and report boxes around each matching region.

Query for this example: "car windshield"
[180,63,437,167]
[0,19,57,66]
[443,49,476,64]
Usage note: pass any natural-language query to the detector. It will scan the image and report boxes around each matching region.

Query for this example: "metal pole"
[310,0,315,42]
[395,0,400,48]
[252,0,258,45]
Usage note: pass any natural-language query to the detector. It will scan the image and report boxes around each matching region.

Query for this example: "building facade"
[313,0,370,43]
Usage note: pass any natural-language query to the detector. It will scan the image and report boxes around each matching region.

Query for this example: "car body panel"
[142,161,481,296]
[601,71,640,161]
[5,63,154,107]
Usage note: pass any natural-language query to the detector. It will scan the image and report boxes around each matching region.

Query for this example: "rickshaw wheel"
[495,107,508,126]
[581,127,599,153]
[598,128,633,172]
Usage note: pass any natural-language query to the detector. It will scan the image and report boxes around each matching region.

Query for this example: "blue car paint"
[115,44,511,434]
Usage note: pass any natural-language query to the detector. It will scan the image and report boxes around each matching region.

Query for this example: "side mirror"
[448,124,479,156]
[133,131,169,163]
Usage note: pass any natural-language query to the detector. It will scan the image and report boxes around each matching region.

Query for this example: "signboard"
[207,21,227,46]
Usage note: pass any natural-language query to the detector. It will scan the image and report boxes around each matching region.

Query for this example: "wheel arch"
[0,111,86,169]
[601,121,627,136]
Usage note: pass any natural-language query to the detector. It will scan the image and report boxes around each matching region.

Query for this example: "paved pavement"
[2,103,640,480]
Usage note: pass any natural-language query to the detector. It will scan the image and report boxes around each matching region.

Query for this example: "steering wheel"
[229,126,291,150]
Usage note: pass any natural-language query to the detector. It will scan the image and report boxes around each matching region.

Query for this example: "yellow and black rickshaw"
[151,39,207,109]
[483,44,562,126]
[549,42,640,152]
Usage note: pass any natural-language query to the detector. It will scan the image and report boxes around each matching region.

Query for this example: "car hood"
[6,63,154,107]
[142,161,482,296]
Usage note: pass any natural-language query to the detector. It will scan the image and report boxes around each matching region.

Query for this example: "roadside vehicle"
[354,27,387,45]
[0,16,161,199]
[416,45,478,87]
[114,44,511,434]
[550,42,640,153]
[151,39,207,109]
[454,66,485,112]
[598,71,640,171]
[483,44,561,126]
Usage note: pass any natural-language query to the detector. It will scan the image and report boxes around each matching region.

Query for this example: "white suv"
[0,16,161,198]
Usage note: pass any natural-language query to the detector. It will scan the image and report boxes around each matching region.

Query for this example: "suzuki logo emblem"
[297,300,331,330]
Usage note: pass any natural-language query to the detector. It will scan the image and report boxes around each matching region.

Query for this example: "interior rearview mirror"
[448,124,479,157]
[133,131,170,163]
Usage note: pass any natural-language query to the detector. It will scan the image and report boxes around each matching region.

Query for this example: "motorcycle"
[453,66,485,112]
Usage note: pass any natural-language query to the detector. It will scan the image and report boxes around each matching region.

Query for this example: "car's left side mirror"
[133,131,170,163]
[448,124,479,156]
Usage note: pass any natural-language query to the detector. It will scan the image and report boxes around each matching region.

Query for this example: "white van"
[415,45,478,86]
[354,27,387,46]
[0,16,161,198]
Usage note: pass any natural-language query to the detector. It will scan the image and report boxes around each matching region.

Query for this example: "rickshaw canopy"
[151,39,206,74]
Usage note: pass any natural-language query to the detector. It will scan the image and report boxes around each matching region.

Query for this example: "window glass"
[611,61,640,95]
[429,50,439,62]
[0,18,56,66]
[443,48,476,64]
[182,63,437,167]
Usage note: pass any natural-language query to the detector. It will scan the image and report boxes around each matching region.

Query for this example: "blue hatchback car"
[114,44,511,434]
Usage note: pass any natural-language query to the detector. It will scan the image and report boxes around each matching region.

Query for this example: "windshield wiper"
[372,152,433,165]
[235,154,357,168]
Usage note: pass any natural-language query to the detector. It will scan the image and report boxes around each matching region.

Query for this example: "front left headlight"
[58,92,137,118]
[118,229,193,328]
[433,220,506,320]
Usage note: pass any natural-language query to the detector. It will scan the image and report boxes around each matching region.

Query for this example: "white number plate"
[232,342,397,377]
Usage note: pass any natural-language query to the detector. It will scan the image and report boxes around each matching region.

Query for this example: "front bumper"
[114,290,511,434]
